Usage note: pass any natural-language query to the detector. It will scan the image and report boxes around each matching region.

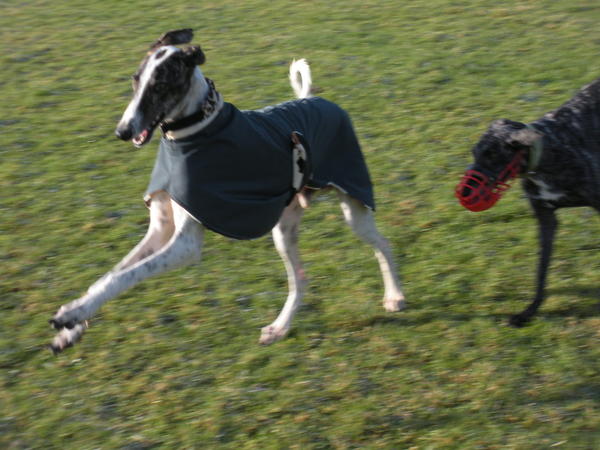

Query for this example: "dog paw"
[49,322,88,354]
[50,305,85,330]
[259,324,289,345]
[383,296,406,313]
[508,313,531,328]
[49,317,77,330]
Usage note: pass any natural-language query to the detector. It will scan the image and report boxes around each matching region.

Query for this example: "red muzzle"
[455,151,523,212]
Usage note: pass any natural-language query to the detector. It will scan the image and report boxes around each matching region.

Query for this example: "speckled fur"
[465,76,600,326]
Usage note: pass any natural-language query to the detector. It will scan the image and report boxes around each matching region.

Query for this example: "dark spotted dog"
[457,77,600,326]
[49,29,405,353]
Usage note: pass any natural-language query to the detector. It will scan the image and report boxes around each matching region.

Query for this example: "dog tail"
[289,59,313,99]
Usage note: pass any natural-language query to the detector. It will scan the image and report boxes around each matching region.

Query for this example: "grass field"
[3,0,600,447]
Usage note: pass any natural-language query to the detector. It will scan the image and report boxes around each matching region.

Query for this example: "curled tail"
[289,58,313,99]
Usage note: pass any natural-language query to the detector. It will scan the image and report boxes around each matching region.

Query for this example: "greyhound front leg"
[50,213,203,353]
[113,191,175,272]
[509,204,557,326]
[86,192,176,293]
[260,199,306,344]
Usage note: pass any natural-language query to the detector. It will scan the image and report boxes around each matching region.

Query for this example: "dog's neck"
[161,68,224,140]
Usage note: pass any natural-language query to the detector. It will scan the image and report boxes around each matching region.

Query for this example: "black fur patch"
[150,29,194,50]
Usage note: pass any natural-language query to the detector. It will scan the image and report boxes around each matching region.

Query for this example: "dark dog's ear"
[182,45,206,66]
[507,126,542,148]
[150,29,194,50]
[491,119,541,148]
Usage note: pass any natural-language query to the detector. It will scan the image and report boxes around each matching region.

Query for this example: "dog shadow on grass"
[294,284,600,339]
[322,309,464,332]
[337,286,600,332]
[540,285,600,319]
[550,284,600,300]
[483,285,600,323]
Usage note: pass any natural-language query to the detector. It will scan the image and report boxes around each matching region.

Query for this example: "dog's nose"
[115,126,133,141]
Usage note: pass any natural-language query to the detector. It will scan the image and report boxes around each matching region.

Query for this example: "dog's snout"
[115,125,133,141]
[462,172,484,194]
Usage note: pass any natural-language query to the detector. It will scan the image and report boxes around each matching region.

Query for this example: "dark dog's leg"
[510,203,558,326]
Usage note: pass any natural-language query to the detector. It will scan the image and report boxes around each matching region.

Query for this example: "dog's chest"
[526,177,565,203]
[523,175,590,208]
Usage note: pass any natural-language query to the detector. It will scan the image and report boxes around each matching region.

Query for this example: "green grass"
[3,0,600,447]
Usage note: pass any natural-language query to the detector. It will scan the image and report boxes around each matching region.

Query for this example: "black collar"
[160,78,220,133]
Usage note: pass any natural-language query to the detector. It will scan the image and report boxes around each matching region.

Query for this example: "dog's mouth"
[132,115,164,148]
[455,170,503,211]
[455,151,524,212]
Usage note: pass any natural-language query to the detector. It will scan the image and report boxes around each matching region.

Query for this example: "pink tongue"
[134,129,149,144]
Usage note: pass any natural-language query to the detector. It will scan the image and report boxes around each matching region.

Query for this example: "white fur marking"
[289,59,312,99]
[530,178,565,202]
[118,46,180,129]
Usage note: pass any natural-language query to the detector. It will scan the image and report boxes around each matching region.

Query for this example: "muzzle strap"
[526,124,543,174]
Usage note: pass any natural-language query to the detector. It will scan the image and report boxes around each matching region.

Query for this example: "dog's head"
[455,119,541,211]
[115,29,206,147]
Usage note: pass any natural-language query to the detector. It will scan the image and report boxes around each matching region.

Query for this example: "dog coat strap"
[291,131,310,192]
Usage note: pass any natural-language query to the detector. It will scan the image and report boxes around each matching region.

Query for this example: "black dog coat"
[145,97,374,239]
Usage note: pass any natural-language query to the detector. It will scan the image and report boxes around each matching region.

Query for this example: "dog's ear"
[150,29,194,50]
[182,45,206,66]
[507,126,542,148]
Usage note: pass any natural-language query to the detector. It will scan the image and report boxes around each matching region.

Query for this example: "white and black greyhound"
[49,29,405,353]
